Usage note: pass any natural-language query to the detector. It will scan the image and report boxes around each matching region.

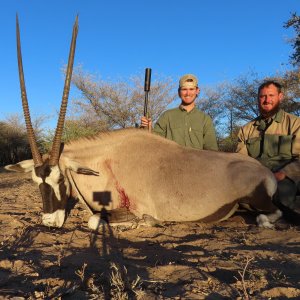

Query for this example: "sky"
[0,0,299,128]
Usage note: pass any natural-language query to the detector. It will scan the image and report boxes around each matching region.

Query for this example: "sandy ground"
[0,169,300,299]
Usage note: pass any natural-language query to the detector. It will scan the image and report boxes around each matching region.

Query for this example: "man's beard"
[259,102,280,119]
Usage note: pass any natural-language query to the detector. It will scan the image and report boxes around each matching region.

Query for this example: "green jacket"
[237,109,300,181]
[153,106,218,151]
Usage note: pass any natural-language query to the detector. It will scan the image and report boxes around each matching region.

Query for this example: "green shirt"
[237,109,300,173]
[153,106,218,151]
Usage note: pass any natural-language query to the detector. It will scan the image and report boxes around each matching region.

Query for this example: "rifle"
[144,68,152,131]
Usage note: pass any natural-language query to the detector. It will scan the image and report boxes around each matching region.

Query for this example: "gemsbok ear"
[65,159,99,176]
[5,159,35,173]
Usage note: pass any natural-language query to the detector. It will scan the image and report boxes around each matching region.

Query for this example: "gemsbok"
[5,16,282,230]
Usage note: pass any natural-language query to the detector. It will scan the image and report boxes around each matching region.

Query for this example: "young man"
[141,74,218,151]
[237,80,300,215]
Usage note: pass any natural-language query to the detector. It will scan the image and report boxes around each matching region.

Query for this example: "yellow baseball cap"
[179,74,198,88]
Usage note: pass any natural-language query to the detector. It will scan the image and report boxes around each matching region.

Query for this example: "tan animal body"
[63,129,278,221]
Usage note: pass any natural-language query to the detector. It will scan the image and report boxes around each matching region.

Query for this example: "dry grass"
[234,256,254,299]
[110,262,145,300]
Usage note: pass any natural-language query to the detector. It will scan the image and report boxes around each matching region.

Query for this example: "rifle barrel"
[144,68,151,117]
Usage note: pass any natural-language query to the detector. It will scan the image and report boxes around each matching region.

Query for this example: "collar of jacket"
[254,109,284,127]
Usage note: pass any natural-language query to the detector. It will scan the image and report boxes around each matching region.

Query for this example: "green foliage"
[217,125,240,152]
[63,120,100,142]
[41,119,101,152]
[0,121,31,166]
[218,135,238,153]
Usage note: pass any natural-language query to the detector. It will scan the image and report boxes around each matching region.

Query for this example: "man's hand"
[141,116,152,130]
[274,171,286,181]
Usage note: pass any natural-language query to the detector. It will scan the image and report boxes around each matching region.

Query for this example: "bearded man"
[237,80,300,219]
